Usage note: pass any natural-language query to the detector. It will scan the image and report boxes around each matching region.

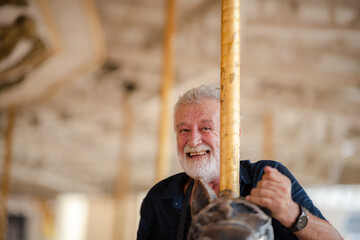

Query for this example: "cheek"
[176,136,186,153]
[203,134,219,148]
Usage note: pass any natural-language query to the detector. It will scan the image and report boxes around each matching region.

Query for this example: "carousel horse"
[188,178,274,240]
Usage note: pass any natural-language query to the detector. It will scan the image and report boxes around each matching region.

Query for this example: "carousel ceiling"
[0,0,360,199]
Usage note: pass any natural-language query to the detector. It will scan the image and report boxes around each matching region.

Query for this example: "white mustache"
[184,144,212,154]
[178,143,220,183]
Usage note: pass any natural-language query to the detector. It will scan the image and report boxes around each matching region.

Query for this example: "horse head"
[188,178,274,240]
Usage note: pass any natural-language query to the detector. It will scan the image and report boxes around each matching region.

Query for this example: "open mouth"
[186,150,210,158]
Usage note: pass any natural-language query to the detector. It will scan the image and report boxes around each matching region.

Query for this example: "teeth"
[189,151,207,157]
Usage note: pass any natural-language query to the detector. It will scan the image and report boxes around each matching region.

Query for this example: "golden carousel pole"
[156,0,176,182]
[219,0,241,198]
[113,86,134,240]
[0,109,16,240]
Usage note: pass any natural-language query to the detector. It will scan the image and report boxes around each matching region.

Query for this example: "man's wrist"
[282,202,301,228]
[288,205,309,232]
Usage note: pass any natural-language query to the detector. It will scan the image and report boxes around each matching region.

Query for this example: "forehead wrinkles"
[176,119,214,131]
[176,101,219,119]
[174,99,220,129]
[176,108,217,128]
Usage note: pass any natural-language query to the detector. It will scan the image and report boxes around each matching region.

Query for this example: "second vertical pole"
[156,0,176,182]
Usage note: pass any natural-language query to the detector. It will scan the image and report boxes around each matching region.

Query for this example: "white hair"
[173,85,220,121]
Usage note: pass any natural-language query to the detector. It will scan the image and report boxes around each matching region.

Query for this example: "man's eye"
[201,127,211,131]
[179,129,189,133]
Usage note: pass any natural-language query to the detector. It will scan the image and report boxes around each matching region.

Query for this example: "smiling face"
[174,98,221,183]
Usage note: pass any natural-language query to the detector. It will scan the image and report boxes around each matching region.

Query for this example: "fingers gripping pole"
[219,0,241,198]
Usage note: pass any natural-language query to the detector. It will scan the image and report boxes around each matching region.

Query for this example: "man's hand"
[245,166,299,227]
[246,166,343,239]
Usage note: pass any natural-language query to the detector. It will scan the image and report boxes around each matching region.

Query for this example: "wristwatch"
[288,205,308,232]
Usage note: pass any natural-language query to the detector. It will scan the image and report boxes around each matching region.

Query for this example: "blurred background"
[0,0,359,239]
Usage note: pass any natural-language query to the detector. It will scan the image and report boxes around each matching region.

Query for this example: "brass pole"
[0,108,16,240]
[115,93,133,199]
[156,0,176,182]
[219,0,241,198]
[113,91,133,240]
[37,198,55,239]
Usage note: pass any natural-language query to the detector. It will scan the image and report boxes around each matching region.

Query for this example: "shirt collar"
[160,172,189,210]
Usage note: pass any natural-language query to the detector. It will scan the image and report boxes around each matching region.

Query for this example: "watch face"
[298,215,308,228]
[290,206,309,232]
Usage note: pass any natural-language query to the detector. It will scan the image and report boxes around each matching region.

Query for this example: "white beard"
[178,143,220,183]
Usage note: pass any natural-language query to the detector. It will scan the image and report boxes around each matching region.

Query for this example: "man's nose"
[188,130,202,147]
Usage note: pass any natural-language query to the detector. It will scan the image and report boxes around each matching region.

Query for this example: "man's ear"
[190,178,217,216]
[239,127,242,136]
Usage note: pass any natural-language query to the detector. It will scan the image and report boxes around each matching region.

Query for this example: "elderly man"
[137,85,342,240]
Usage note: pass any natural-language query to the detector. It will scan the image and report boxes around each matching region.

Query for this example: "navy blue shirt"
[137,160,325,240]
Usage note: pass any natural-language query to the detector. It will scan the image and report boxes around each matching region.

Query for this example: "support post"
[219,0,241,198]
[113,90,133,240]
[156,0,176,182]
[0,109,16,240]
